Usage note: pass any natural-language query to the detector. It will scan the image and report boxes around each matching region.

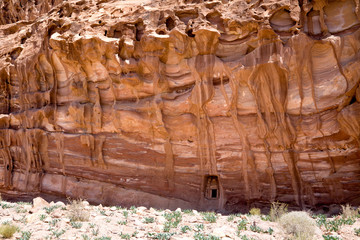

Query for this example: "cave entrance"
[204,175,219,200]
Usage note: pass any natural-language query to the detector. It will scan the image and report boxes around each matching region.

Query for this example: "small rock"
[55,201,66,207]
[82,201,90,206]
[133,219,143,226]
[2,209,10,216]
[137,206,147,212]
[63,217,70,223]
[23,205,32,211]
[52,209,63,218]
[154,224,163,232]
[193,210,198,215]
[110,206,117,211]
[175,208,181,212]
[187,216,198,223]
[13,215,22,221]
[32,197,49,212]
[26,213,40,223]
[172,237,192,240]
[94,215,107,221]
[136,232,146,238]
[2,217,12,223]
[122,226,136,235]
[157,216,166,224]
[44,216,52,223]
[149,207,157,214]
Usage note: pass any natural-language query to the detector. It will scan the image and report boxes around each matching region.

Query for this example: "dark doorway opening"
[211,189,217,198]
[204,175,219,200]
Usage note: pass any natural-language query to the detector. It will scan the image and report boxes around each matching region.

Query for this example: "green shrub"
[280,211,317,240]
[148,232,174,240]
[195,223,204,231]
[0,224,17,238]
[322,235,340,240]
[144,217,155,224]
[270,201,288,222]
[70,221,83,229]
[201,212,217,223]
[44,205,60,214]
[163,211,182,230]
[227,214,235,222]
[249,208,261,216]
[82,234,90,240]
[193,232,220,240]
[237,219,248,231]
[249,224,263,233]
[181,225,191,233]
[182,209,194,214]
[355,228,360,236]
[119,232,131,240]
[19,231,31,240]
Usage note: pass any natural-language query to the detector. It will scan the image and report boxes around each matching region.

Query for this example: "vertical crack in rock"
[0,0,359,211]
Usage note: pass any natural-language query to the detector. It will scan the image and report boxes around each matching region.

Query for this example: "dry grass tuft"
[0,223,17,238]
[280,211,317,240]
[269,201,288,222]
[341,204,359,219]
[67,199,90,222]
[249,208,261,216]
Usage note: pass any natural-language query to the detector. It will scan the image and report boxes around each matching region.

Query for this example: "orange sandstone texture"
[0,0,359,212]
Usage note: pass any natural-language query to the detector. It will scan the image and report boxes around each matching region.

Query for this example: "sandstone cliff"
[0,0,360,212]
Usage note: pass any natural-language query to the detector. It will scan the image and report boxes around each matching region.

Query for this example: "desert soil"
[0,197,359,240]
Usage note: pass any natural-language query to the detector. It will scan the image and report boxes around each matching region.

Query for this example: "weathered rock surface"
[0,0,360,212]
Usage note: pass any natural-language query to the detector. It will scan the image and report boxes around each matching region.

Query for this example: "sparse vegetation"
[237,219,248,233]
[195,223,204,231]
[92,228,99,236]
[51,229,65,238]
[355,228,360,236]
[280,211,317,240]
[182,209,194,214]
[0,197,359,239]
[323,235,341,240]
[44,205,59,214]
[19,231,31,240]
[39,214,47,221]
[147,232,174,240]
[181,225,191,233]
[70,221,83,229]
[227,214,236,222]
[144,216,155,223]
[201,212,217,223]
[82,234,91,240]
[119,232,131,239]
[193,232,220,240]
[163,211,182,231]
[118,220,127,225]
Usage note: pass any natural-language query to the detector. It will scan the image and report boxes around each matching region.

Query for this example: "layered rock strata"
[0,0,360,212]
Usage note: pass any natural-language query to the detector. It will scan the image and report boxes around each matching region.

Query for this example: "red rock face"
[0,0,360,212]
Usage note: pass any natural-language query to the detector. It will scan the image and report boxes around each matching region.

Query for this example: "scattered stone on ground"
[0,197,359,239]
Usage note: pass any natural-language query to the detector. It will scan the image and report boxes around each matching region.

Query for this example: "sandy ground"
[0,198,359,240]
